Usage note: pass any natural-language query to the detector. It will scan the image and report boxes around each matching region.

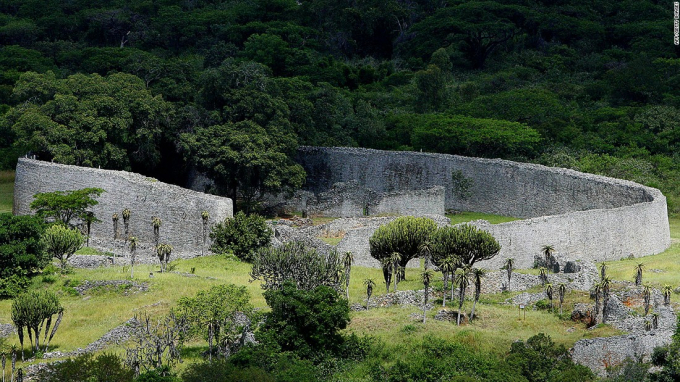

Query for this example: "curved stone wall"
[13,159,233,258]
[297,147,670,268]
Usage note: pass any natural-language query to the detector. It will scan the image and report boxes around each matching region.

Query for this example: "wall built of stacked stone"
[295,147,670,269]
[13,159,233,258]
[267,180,445,217]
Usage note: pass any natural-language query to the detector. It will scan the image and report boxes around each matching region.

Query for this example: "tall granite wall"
[13,159,233,258]
[297,147,670,268]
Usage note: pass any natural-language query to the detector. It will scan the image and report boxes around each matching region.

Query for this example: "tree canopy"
[30,187,104,227]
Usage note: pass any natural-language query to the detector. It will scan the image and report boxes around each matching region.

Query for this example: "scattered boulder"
[564,261,582,273]
[571,303,593,324]
[434,310,468,324]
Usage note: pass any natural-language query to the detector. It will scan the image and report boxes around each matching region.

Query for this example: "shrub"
[181,360,274,382]
[0,213,47,297]
[11,290,64,357]
[36,352,134,382]
[251,242,345,291]
[261,281,350,360]
[210,211,272,261]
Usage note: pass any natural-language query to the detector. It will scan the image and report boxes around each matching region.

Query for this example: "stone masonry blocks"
[13,159,233,258]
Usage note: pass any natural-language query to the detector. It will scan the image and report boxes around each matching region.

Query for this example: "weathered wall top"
[13,158,233,257]
[296,146,656,219]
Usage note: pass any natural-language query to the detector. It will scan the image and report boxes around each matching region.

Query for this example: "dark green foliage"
[649,316,680,381]
[429,224,501,269]
[0,213,47,298]
[11,290,64,356]
[251,241,345,291]
[369,336,525,382]
[506,333,595,382]
[37,352,134,382]
[181,360,274,382]
[177,284,254,358]
[261,281,350,360]
[369,216,437,279]
[209,211,272,262]
[30,188,104,227]
[410,114,541,158]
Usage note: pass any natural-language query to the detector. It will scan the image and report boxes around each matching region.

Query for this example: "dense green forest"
[1,0,680,211]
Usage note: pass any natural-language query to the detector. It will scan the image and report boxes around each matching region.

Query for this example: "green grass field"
[0,174,677,376]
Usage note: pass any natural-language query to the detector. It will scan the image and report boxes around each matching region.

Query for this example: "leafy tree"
[210,212,272,262]
[5,72,173,171]
[409,114,541,158]
[251,242,345,291]
[41,224,84,269]
[369,216,437,287]
[507,333,595,382]
[178,284,254,360]
[200,211,209,257]
[260,281,350,360]
[182,120,305,213]
[11,290,63,358]
[30,188,104,227]
[0,213,47,298]
[429,224,501,269]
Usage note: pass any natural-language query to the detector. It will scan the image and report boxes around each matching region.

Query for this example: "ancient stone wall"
[13,159,233,258]
[297,147,670,268]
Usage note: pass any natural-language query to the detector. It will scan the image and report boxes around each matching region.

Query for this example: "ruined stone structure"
[294,147,670,269]
[13,158,233,258]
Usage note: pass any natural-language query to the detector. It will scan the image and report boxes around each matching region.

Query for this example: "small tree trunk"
[457,284,466,326]
[442,273,448,307]
[44,311,63,352]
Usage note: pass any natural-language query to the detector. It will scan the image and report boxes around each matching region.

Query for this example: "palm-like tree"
[558,283,567,315]
[343,252,354,300]
[643,284,652,316]
[651,311,660,329]
[122,208,131,237]
[545,283,554,312]
[601,276,611,323]
[599,262,607,281]
[503,258,514,290]
[381,258,392,293]
[663,285,673,306]
[635,263,645,286]
[455,267,471,325]
[83,211,97,247]
[390,252,402,292]
[419,241,432,271]
[440,258,456,307]
[152,216,162,248]
[364,279,376,310]
[201,210,209,256]
[112,213,119,240]
[593,283,602,325]
[541,245,555,271]
[645,320,652,331]
[156,243,172,273]
[128,236,138,279]
[421,270,433,323]
[469,268,485,322]
[539,267,548,286]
